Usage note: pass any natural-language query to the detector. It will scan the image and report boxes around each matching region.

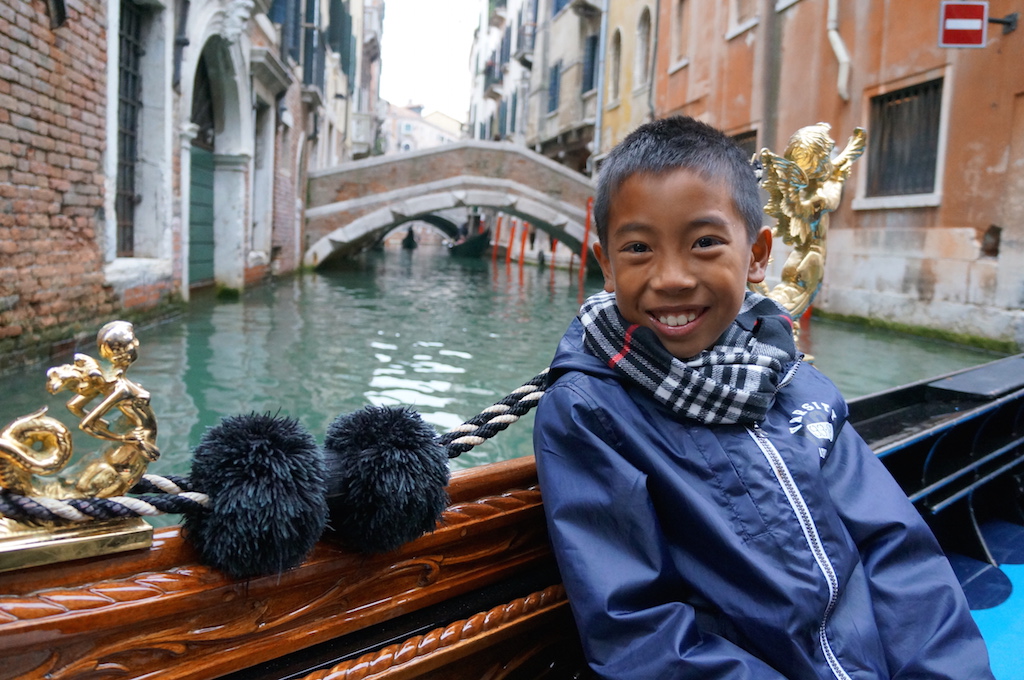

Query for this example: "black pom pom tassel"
[183,412,328,579]
[323,405,450,554]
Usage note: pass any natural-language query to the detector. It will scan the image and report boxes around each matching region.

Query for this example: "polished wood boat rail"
[0,456,581,680]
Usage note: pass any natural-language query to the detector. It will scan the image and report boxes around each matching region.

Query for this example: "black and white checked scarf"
[580,290,799,426]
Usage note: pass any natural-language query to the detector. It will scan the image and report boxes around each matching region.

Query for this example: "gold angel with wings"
[752,123,866,321]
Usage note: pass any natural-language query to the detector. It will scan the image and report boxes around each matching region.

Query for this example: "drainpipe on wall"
[827,0,850,101]
[760,0,780,150]
[173,0,191,92]
[589,0,609,177]
[647,0,660,122]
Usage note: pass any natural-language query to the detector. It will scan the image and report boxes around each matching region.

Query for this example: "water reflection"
[0,246,1005,490]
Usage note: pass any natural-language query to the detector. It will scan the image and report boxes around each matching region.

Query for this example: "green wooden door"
[189,147,215,286]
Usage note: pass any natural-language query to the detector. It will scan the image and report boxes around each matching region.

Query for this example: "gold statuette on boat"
[752,123,866,354]
[0,321,158,571]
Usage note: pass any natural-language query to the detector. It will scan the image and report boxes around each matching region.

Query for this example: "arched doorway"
[189,52,216,288]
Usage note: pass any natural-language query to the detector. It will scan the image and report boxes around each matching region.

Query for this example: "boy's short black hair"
[594,116,764,246]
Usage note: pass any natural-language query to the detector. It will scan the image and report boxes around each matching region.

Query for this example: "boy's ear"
[592,242,615,293]
[747,227,772,284]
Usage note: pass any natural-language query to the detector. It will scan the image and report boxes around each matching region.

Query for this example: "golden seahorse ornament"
[0,408,74,497]
[0,321,159,500]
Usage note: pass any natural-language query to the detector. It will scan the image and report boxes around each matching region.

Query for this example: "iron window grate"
[867,78,943,197]
[116,0,144,257]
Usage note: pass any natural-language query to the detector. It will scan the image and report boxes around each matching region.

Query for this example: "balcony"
[351,111,375,156]
[489,0,507,27]
[515,22,535,68]
[483,60,504,100]
[570,0,600,19]
[363,1,382,63]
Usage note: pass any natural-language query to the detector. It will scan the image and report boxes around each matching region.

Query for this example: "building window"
[510,90,518,133]
[866,78,943,197]
[726,0,758,39]
[671,0,688,66]
[553,0,569,16]
[501,25,512,65]
[117,0,144,257]
[270,0,303,62]
[733,0,757,24]
[609,29,621,101]
[547,60,561,113]
[303,1,326,92]
[635,8,652,87]
[581,33,598,93]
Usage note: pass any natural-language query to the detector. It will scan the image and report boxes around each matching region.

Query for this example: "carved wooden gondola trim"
[298,584,568,680]
[0,457,552,680]
[0,484,541,625]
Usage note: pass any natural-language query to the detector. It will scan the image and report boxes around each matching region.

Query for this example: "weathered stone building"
[0,0,383,370]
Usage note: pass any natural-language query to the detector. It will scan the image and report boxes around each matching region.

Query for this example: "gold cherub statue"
[0,320,159,500]
[752,123,866,340]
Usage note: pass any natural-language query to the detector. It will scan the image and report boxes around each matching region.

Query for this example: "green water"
[0,245,1005,481]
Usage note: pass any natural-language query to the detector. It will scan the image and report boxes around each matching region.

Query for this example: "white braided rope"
[108,496,168,516]
[141,473,186,495]
[32,496,90,521]
[449,435,488,446]
[446,386,546,441]
[108,492,210,515]
[8,490,212,523]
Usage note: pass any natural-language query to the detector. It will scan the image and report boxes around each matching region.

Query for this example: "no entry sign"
[939,1,988,47]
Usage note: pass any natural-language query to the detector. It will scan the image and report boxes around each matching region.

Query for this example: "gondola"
[401,228,417,250]
[1,352,1022,680]
[448,229,491,258]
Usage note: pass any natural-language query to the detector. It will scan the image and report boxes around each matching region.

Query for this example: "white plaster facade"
[98,0,381,302]
[468,0,534,147]
[380,103,464,154]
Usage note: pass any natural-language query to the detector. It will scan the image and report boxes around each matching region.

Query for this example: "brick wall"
[0,1,121,370]
[271,84,306,274]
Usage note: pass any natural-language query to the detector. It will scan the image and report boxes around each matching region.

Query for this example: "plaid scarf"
[579,290,799,426]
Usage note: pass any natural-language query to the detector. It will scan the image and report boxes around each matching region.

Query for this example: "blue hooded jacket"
[533,317,994,680]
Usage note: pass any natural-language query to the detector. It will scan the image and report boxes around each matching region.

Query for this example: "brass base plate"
[0,516,153,573]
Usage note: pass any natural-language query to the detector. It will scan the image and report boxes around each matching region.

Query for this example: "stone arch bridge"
[304,141,596,268]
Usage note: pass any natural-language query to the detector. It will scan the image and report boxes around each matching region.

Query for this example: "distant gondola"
[448,228,491,258]
[400,226,417,250]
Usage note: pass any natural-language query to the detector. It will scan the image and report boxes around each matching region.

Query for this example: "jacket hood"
[549,317,619,382]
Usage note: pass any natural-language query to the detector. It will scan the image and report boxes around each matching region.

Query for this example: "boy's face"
[593,168,771,360]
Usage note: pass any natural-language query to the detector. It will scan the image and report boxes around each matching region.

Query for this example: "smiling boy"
[533,116,993,679]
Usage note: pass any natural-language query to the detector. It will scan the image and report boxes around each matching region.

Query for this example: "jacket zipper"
[747,425,853,680]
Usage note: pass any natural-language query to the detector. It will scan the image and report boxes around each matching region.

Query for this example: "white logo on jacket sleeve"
[788,402,837,459]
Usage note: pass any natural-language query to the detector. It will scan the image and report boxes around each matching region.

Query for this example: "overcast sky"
[379,0,480,122]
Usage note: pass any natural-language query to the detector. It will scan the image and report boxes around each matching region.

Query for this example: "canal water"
[0,244,1005,482]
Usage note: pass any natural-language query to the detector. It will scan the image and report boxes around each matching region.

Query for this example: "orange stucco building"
[646,0,1024,348]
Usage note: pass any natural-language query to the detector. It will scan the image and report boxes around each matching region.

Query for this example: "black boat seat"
[926,354,1024,400]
